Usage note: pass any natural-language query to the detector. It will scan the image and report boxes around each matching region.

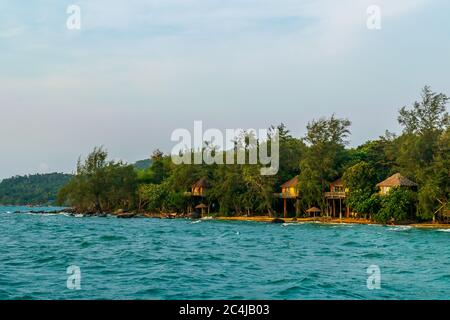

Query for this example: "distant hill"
[133,159,152,170]
[0,159,151,205]
[0,173,73,205]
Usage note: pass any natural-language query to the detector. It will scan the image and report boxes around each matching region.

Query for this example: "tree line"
[0,173,73,205]
[57,86,449,223]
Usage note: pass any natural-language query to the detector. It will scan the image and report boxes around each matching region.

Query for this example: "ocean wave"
[437,229,450,232]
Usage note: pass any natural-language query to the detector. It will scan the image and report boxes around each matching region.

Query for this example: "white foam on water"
[329,223,354,227]
[191,220,201,224]
[282,222,306,227]
[437,229,450,232]
[74,214,84,218]
[387,226,412,231]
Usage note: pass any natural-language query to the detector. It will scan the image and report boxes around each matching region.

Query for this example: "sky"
[0,0,449,179]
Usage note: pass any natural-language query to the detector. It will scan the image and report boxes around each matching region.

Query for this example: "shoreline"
[4,206,450,229]
[211,216,450,229]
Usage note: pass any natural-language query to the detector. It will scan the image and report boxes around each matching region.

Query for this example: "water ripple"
[1,206,450,299]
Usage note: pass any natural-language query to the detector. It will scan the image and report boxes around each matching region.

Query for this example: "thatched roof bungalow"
[280,176,299,199]
[191,178,209,197]
[376,173,418,195]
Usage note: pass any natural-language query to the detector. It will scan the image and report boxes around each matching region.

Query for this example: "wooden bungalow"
[376,173,418,195]
[191,178,209,197]
[185,178,210,214]
[324,178,349,219]
[277,176,301,218]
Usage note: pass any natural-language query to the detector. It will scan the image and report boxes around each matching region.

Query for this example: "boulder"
[117,213,137,219]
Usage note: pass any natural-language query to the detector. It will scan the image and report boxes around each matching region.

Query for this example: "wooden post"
[339,198,342,220]
[283,198,287,218]
[346,205,350,218]
[332,200,336,218]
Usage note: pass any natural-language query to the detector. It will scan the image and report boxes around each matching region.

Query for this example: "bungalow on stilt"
[276,176,301,218]
[187,178,210,214]
[324,178,350,219]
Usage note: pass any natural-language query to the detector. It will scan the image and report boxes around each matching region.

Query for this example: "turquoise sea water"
[0,206,449,300]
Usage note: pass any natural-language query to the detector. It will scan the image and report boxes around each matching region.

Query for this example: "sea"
[1,206,449,299]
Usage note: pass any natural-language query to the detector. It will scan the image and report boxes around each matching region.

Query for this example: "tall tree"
[299,115,351,209]
[395,86,449,219]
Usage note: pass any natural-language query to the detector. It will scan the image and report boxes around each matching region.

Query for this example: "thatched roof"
[306,207,321,213]
[195,203,208,209]
[281,176,299,188]
[192,178,209,188]
[331,178,344,186]
[376,173,417,188]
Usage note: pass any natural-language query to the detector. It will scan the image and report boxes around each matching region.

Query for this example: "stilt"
[332,200,336,218]
[283,198,287,219]
[339,198,342,220]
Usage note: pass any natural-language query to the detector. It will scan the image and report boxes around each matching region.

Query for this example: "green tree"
[343,161,379,217]
[299,114,351,209]
[395,86,449,219]
[375,188,417,223]
[58,147,138,213]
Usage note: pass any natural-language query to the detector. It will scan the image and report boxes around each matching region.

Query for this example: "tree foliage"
[375,188,416,223]
[57,147,138,212]
[54,86,449,222]
[0,173,73,205]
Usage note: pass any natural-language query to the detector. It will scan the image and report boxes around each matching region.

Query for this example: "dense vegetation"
[0,173,73,205]
[133,159,152,170]
[57,86,450,223]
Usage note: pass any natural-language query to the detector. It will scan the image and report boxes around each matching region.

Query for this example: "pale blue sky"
[1,0,449,179]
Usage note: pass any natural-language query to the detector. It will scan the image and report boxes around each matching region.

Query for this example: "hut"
[324,178,349,219]
[278,176,300,218]
[376,173,418,195]
[185,178,210,214]
[306,207,321,218]
[191,178,209,197]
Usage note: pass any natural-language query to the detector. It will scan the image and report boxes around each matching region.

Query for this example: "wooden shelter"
[278,176,300,218]
[376,173,418,195]
[195,203,208,217]
[191,178,209,197]
[324,178,349,219]
[306,207,321,217]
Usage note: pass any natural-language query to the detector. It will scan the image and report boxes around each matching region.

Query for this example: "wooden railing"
[324,191,347,199]
[273,192,298,199]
